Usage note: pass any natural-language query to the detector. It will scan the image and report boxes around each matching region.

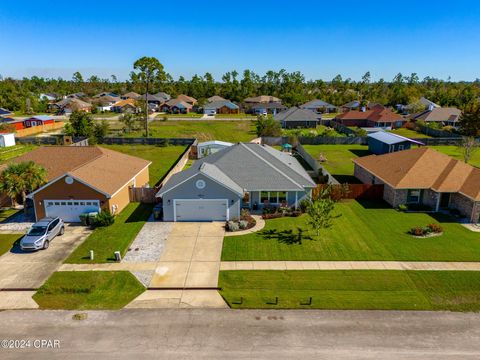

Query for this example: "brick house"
[335,106,406,129]
[353,147,480,223]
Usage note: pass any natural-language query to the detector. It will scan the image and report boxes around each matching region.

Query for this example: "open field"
[100,144,187,186]
[125,120,257,142]
[33,271,144,309]
[219,270,480,311]
[65,203,153,264]
[222,200,480,262]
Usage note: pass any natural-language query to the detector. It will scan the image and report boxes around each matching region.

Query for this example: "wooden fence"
[129,187,157,203]
[14,122,65,137]
[313,184,384,201]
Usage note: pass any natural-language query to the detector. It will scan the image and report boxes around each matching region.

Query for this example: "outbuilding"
[0,133,15,147]
[196,140,234,158]
[367,131,424,155]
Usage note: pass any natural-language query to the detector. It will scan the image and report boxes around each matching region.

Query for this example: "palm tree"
[0,161,47,211]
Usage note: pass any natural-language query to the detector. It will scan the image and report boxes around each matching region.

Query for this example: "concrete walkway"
[221,261,480,271]
[224,215,265,237]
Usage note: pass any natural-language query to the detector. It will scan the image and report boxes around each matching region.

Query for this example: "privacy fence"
[313,184,384,201]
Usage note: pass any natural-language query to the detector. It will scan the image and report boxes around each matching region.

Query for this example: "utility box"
[0,133,16,147]
[114,251,121,262]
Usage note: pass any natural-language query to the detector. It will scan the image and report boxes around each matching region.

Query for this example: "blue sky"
[1,0,480,81]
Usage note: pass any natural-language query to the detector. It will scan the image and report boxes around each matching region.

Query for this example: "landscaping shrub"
[408,224,443,236]
[398,204,408,212]
[427,223,443,233]
[408,227,426,236]
[239,220,248,229]
[93,211,115,228]
[227,221,239,232]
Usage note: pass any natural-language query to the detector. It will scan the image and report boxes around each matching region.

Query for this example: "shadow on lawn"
[348,149,372,157]
[125,203,154,223]
[356,199,392,209]
[259,228,313,245]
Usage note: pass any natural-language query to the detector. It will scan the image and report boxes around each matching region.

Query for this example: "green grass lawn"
[302,144,369,182]
[387,128,432,139]
[100,144,187,186]
[0,234,23,256]
[222,200,480,262]
[0,144,37,163]
[432,145,480,168]
[65,203,153,264]
[219,270,480,311]
[156,113,203,118]
[33,271,145,310]
[0,208,20,222]
[127,120,257,143]
[215,113,256,119]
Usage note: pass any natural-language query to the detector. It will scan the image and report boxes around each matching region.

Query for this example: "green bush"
[398,204,408,212]
[93,211,115,228]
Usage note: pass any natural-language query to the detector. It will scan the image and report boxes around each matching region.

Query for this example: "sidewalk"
[220,261,480,271]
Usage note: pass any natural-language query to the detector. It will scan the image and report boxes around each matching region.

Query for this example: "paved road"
[0,309,479,359]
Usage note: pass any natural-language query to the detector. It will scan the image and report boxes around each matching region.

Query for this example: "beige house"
[6,146,150,222]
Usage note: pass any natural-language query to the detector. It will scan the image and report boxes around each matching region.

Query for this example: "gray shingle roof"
[301,99,336,109]
[157,143,316,196]
[274,107,320,122]
[204,100,239,110]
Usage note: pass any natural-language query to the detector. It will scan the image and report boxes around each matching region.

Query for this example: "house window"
[407,189,421,203]
[278,191,287,203]
[260,191,269,203]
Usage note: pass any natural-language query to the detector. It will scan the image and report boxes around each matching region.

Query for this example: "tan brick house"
[6,146,150,222]
[353,148,480,223]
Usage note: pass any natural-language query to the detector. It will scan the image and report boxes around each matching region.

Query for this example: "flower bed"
[408,223,443,238]
[261,206,302,220]
[226,209,257,232]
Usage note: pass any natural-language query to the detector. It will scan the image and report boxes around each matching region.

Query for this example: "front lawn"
[219,270,480,311]
[432,145,480,168]
[0,234,23,256]
[157,113,204,118]
[127,120,257,143]
[222,200,480,262]
[33,271,144,310]
[100,144,187,186]
[65,202,152,263]
[302,144,369,182]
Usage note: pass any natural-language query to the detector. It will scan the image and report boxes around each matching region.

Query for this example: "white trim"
[295,191,298,209]
[172,198,229,222]
[109,162,151,198]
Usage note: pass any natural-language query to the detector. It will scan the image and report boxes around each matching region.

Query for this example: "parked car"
[20,217,65,251]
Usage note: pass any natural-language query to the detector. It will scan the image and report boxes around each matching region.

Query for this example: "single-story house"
[176,94,197,106]
[161,99,193,114]
[367,131,424,155]
[157,143,316,222]
[340,100,361,112]
[121,92,141,100]
[3,146,151,222]
[207,95,226,102]
[335,107,406,129]
[50,98,92,114]
[111,99,138,113]
[411,107,462,127]
[203,100,239,115]
[154,92,171,103]
[0,133,15,147]
[300,99,337,114]
[23,115,55,128]
[244,95,281,104]
[353,147,480,223]
[139,94,164,108]
[196,140,233,159]
[93,92,119,98]
[250,102,287,115]
[93,95,121,111]
[274,107,320,129]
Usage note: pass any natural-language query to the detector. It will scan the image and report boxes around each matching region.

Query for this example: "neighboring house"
[93,95,120,112]
[154,92,171,103]
[121,92,141,100]
[3,146,151,222]
[196,140,233,159]
[419,97,440,110]
[93,92,119,98]
[0,118,24,131]
[300,99,337,114]
[250,102,287,115]
[23,115,55,128]
[51,98,92,114]
[111,99,138,113]
[367,131,424,155]
[411,107,462,127]
[335,107,406,129]
[161,99,193,114]
[244,95,281,104]
[274,107,320,129]
[203,100,239,115]
[139,94,163,110]
[207,95,226,102]
[0,108,13,117]
[353,147,480,223]
[157,143,316,222]
[340,100,361,112]
[66,92,86,99]
[39,93,58,102]
[176,94,197,106]
[0,133,15,147]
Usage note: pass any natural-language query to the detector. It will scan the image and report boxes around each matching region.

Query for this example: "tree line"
[1,58,480,114]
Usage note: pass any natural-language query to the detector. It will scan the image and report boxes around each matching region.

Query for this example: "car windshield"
[27,226,47,236]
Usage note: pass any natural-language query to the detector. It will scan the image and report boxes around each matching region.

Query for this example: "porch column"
[295,192,298,209]
[435,192,441,212]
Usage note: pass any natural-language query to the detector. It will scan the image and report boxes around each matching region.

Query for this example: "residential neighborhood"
[1,1,480,358]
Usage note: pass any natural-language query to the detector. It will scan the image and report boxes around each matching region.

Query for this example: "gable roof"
[301,99,336,109]
[122,92,141,100]
[419,97,440,108]
[412,107,462,122]
[7,146,150,197]
[24,115,54,121]
[176,94,197,104]
[367,131,425,145]
[244,95,281,103]
[204,100,239,110]
[158,143,316,196]
[353,147,480,201]
[154,92,171,101]
[207,95,226,102]
[55,98,92,109]
[251,102,286,110]
[274,107,319,122]
[341,100,361,109]
[336,107,403,123]
[164,99,192,109]
[113,99,136,108]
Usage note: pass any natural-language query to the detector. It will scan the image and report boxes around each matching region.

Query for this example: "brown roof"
[207,95,226,102]
[336,107,403,123]
[413,107,462,122]
[244,95,281,104]
[8,146,150,196]
[353,147,480,201]
[113,98,136,107]
[122,92,141,99]
[176,94,197,104]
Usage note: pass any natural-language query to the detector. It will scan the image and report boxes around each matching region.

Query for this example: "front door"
[439,193,451,209]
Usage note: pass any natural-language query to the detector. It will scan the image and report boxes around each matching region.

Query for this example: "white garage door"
[44,200,101,222]
[174,199,228,222]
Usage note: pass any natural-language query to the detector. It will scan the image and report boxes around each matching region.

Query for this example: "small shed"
[0,133,16,147]
[23,115,55,128]
[197,140,233,158]
[367,131,424,155]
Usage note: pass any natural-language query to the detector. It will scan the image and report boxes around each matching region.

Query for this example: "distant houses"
[50,98,93,114]
[300,99,337,114]
[411,107,462,127]
[203,99,239,115]
[274,107,320,129]
[334,106,405,129]
[243,95,286,115]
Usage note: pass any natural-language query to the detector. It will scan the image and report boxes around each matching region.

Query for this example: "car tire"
[59,227,65,236]
[43,240,49,250]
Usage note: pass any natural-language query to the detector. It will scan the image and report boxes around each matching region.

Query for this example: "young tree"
[130,57,167,137]
[255,115,282,137]
[119,113,138,133]
[92,120,109,143]
[64,110,95,138]
[306,188,339,237]
[459,136,479,164]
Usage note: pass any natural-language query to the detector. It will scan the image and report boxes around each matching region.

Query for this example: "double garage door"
[174,199,228,222]
[44,200,100,222]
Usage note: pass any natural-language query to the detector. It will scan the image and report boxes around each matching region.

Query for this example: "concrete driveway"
[0,225,91,289]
